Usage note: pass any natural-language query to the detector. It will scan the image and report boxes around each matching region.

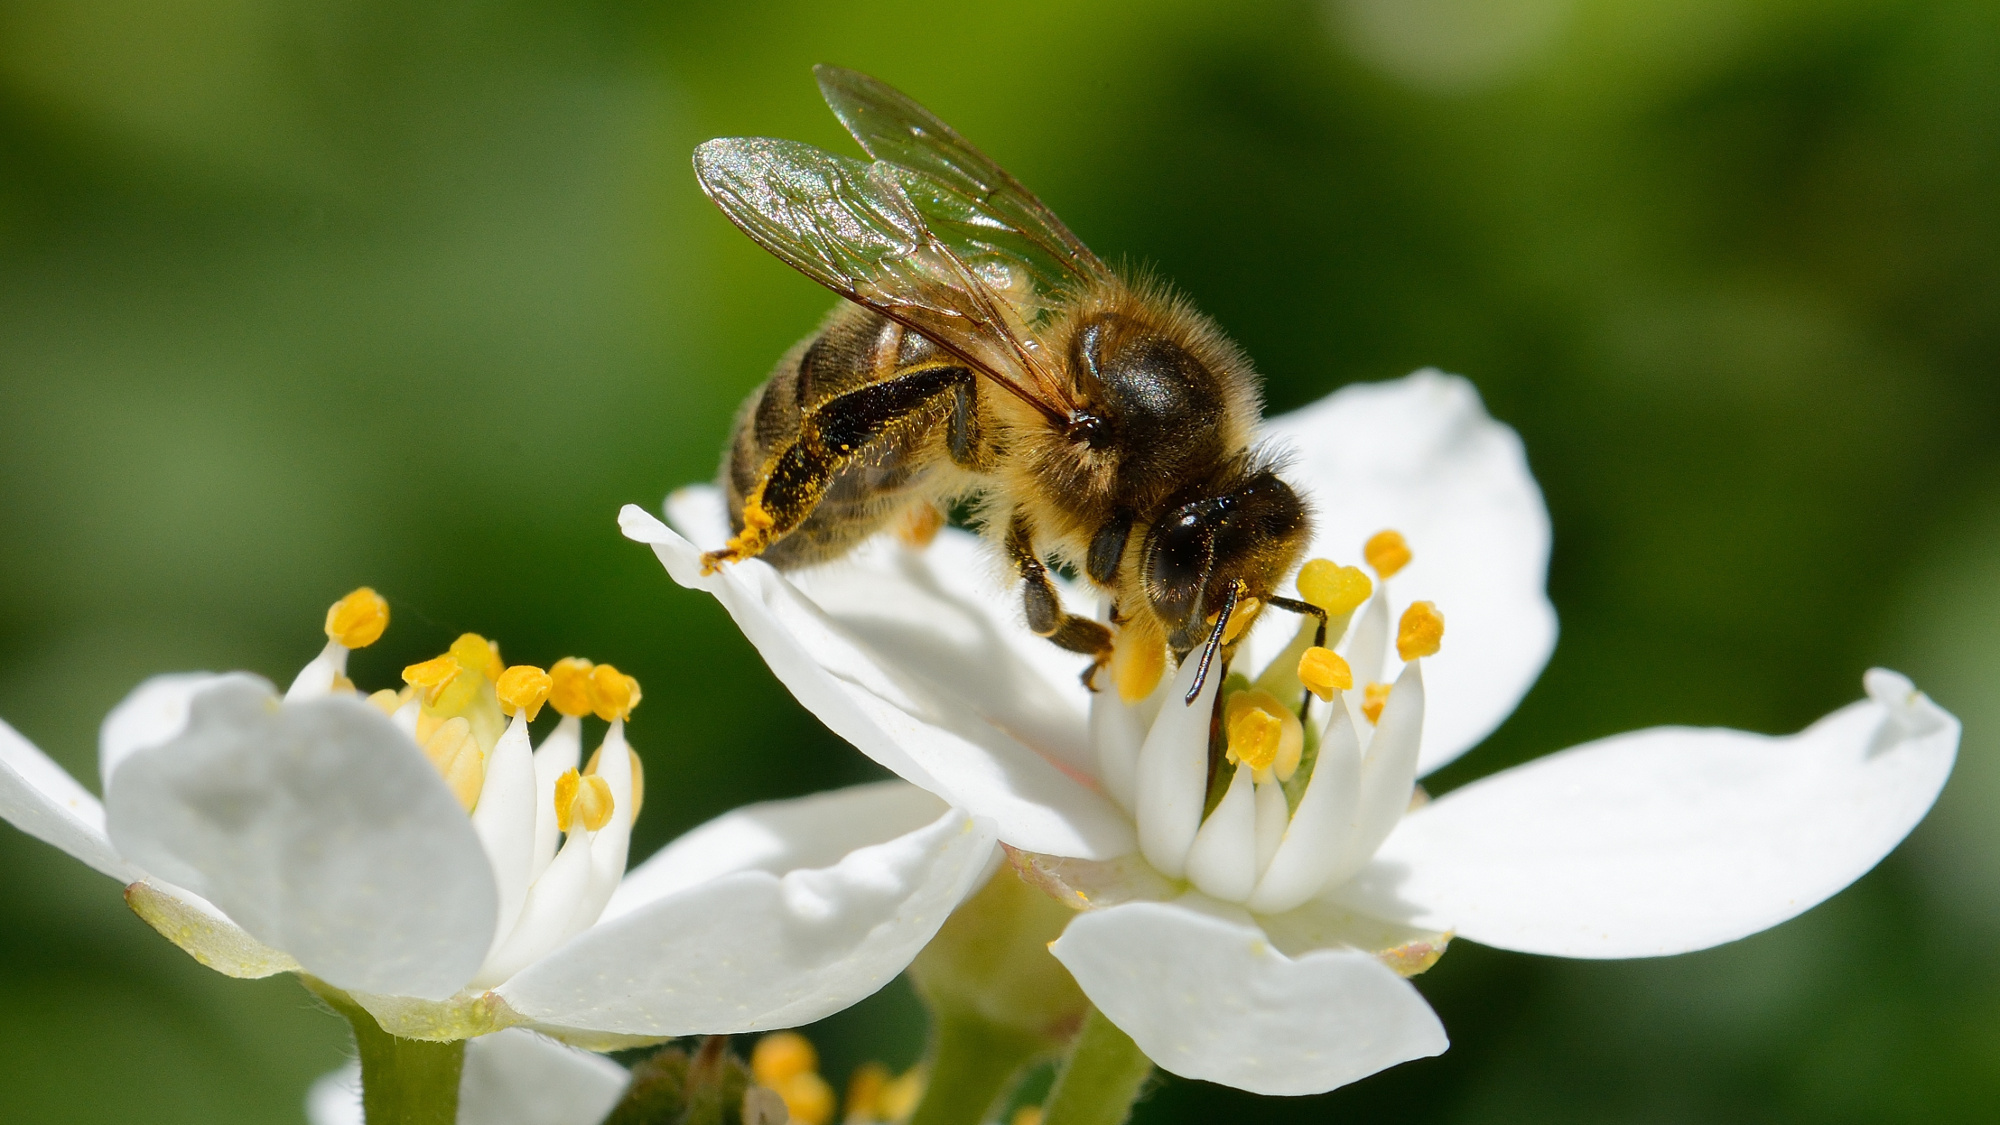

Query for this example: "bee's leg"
[1006,512,1115,688]
[703,366,973,571]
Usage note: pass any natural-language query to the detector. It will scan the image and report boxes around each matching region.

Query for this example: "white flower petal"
[105,676,497,999]
[498,806,996,1035]
[604,780,947,919]
[305,1030,628,1125]
[0,714,133,881]
[1049,898,1448,1096]
[1135,654,1219,879]
[100,672,228,789]
[1248,703,1363,915]
[622,503,1131,859]
[1337,669,1959,958]
[1185,764,1258,903]
[457,1028,630,1125]
[1255,371,1556,776]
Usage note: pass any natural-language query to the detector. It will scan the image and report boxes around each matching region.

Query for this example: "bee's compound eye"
[1142,501,1222,633]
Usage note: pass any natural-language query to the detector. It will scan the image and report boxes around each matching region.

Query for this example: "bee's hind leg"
[1006,512,1114,688]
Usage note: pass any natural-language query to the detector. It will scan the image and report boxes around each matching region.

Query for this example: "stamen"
[324,587,389,649]
[554,769,581,833]
[449,633,505,682]
[403,654,461,706]
[1111,614,1167,703]
[752,1032,834,1125]
[496,665,553,721]
[846,1063,889,1121]
[1221,597,1261,644]
[1364,531,1412,579]
[1296,559,1372,615]
[422,716,485,811]
[548,657,595,718]
[583,742,646,817]
[1297,647,1353,701]
[1362,682,1393,725]
[586,664,640,722]
[1224,689,1304,782]
[570,774,614,832]
[1396,601,1445,661]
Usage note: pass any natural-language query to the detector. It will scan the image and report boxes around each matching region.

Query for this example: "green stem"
[907,1008,1044,1125]
[1040,1008,1153,1125]
[305,979,465,1125]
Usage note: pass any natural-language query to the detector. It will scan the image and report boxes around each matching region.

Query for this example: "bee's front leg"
[1005,512,1114,688]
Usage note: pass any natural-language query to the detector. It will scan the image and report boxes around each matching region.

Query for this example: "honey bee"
[696,66,1320,699]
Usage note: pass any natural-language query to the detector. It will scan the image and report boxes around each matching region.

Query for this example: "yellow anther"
[366,689,402,717]
[1397,601,1445,661]
[845,1063,890,1120]
[587,663,639,721]
[548,657,596,718]
[1111,615,1167,703]
[554,769,580,832]
[1363,682,1393,725]
[1365,530,1412,579]
[1296,558,1372,614]
[330,673,357,695]
[422,716,485,811]
[1221,597,1261,644]
[583,743,646,818]
[772,1072,832,1125]
[1224,689,1304,782]
[1012,1109,1045,1125]
[324,587,390,649]
[752,1031,818,1086]
[496,665,552,721]
[449,633,504,682]
[402,654,462,706]
[1298,647,1353,701]
[880,1068,925,1121]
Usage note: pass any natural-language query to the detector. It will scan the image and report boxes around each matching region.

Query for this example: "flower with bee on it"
[0,586,995,1048]
[626,369,1959,1095]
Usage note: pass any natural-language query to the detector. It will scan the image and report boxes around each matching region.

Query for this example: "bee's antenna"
[1185,580,1245,705]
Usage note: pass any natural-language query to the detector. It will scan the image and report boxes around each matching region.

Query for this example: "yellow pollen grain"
[366,689,402,717]
[449,633,504,682]
[402,654,461,706]
[1111,615,1167,703]
[1296,559,1372,615]
[587,664,639,721]
[1397,601,1445,661]
[554,769,581,833]
[570,774,614,832]
[1221,597,1261,644]
[752,1031,817,1085]
[324,587,390,649]
[1365,530,1412,579]
[1224,688,1303,781]
[548,657,595,718]
[1363,682,1393,725]
[496,665,552,721]
[1298,646,1353,701]
[422,716,484,811]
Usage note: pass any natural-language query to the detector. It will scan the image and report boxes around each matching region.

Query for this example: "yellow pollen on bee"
[1296,559,1372,615]
[1363,682,1393,725]
[583,742,646,818]
[1298,646,1353,701]
[402,654,461,706]
[1397,601,1445,661]
[366,689,401,716]
[449,633,504,682]
[496,665,552,721]
[548,657,595,718]
[1224,688,1304,782]
[586,663,640,722]
[422,716,485,811]
[1111,614,1168,703]
[1365,530,1412,579]
[324,587,390,649]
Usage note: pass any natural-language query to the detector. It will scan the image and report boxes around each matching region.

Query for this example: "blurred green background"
[2,0,1995,1120]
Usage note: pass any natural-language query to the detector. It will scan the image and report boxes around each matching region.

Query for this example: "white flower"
[0,590,994,1046]
[624,370,1959,1095]
[307,1028,629,1125]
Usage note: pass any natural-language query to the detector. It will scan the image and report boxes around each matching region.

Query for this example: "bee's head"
[1140,469,1311,653]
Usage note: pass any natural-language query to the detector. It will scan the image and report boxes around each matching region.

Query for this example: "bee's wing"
[695,136,1080,422]
[814,64,1115,299]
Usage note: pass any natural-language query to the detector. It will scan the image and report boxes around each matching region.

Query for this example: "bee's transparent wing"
[814,64,1115,300]
[694,136,1078,421]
